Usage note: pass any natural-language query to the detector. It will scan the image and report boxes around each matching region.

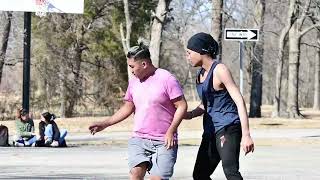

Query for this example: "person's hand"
[164,130,176,150]
[89,121,108,135]
[241,135,254,155]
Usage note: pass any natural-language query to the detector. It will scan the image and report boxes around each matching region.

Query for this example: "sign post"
[0,0,84,111]
[224,28,259,94]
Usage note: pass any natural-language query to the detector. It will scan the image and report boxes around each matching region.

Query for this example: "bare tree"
[211,0,223,61]
[272,4,293,117]
[162,0,211,101]
[286,0,320,118]
[59,52,67,118]
[249,0,265,117]
[310,12,320,110]
[149,0,172,67]
[0,12,12,85]
[313,30,320,110]
[120,0,132,79]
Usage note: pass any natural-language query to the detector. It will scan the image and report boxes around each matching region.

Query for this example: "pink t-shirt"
[124,68,183,141]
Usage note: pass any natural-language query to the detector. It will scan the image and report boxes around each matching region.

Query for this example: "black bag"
[0,125,9,146]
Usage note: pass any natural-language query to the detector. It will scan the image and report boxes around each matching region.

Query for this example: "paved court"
[1,144,320,180]
[1,128,320,179]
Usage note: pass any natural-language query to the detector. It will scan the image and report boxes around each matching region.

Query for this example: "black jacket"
[39,121,60,141]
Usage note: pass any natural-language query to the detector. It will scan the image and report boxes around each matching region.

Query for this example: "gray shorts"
[128,137,178,179]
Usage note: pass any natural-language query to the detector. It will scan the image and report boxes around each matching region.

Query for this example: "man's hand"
[89,121,108,135]
[241,135,254,155]
[164,130,176,150]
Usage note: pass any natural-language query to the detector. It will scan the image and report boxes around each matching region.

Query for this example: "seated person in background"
[36,111,67,147]
[13,108,37,147]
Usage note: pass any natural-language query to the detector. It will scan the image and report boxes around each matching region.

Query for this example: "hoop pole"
[22,12,31,111]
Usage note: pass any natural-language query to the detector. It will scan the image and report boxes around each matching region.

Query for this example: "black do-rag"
[187,32,219,57]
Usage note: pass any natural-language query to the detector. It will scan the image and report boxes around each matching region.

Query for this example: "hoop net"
[35,0,49,17]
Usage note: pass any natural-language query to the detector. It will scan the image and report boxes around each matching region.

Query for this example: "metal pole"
[22,12,31,111]
[239,41,244,95]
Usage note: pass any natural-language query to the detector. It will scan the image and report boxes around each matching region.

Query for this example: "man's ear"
[142,61,147,68]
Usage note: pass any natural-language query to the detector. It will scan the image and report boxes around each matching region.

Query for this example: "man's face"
[127,58,146,79]
[21,114,28,121]
[186,49,202,67]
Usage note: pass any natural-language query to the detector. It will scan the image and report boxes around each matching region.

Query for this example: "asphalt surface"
[1,128,320,180]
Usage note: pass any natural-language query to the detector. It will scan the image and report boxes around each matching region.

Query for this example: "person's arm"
[215,64,254,154]
[51,121,61,141]
[89,101,135,135]
[165,96,187,149]
[184,103,205,120]
[30,119,35,134]
[16,120,34,137]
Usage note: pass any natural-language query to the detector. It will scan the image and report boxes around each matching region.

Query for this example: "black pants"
[193,124,242,180]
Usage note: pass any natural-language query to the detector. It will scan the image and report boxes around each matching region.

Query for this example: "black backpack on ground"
[0,125,9,146]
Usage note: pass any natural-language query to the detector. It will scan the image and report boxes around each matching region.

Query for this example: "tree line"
[0,0,319,119]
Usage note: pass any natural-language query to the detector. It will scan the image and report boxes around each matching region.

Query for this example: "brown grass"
[1,104,320,135]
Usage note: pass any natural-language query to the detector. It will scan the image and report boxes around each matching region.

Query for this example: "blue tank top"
[196,61,240,134]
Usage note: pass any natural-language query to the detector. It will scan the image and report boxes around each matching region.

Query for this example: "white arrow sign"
[224,29,259,41]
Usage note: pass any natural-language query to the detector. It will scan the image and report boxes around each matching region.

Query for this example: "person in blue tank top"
[183,32,254,180]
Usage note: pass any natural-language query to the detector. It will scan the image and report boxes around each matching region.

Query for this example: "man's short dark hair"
[127,43,151,61]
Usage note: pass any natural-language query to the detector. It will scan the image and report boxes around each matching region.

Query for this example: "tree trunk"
[211,0,223,61]
[287,23,302,118]
[120,0,132,80]
[149,0,171,67]
[313,32,320,110]
[59,56,67,118]
[65,48,82,117]
[272,0,295,117]
[188,69,197,101]
[249,44,263,117]
[272,32,287,118]
[0,12,12,85]
[249,0,265,118]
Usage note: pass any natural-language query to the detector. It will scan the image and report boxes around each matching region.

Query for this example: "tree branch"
[301,42,320,49]
[300,23,320,37]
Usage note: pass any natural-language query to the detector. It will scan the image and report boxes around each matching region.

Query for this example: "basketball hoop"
[35,0,49,17]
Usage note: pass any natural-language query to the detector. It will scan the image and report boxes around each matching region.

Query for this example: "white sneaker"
[14,142,25,147]
[51,141,59,147]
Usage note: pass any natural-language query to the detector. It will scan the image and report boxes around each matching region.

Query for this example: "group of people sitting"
[13,108,67,147]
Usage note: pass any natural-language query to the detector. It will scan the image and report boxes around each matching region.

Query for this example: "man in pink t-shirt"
[89,43,187,180]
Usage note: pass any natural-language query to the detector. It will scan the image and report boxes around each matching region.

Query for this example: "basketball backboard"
[0,0,84,14]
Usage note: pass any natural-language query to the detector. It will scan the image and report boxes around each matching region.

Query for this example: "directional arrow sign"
[224,28,259,41]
